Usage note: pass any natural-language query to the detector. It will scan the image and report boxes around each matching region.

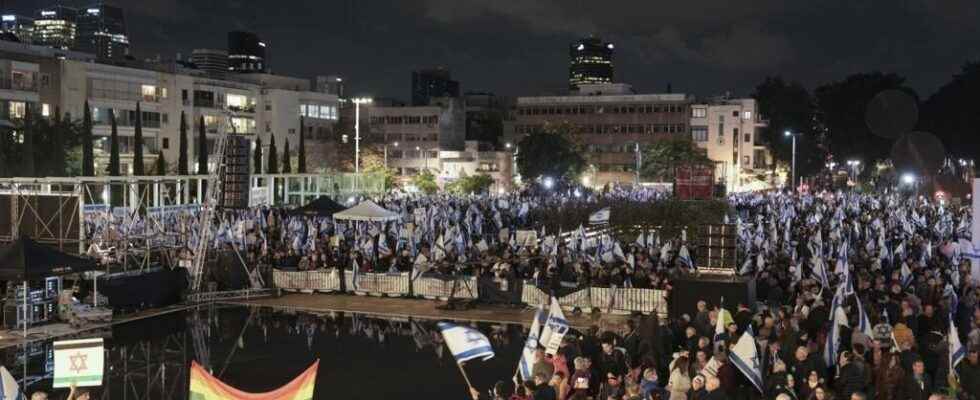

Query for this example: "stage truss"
[0,173,385,267]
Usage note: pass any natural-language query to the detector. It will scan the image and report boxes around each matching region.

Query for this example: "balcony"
[0,77,38,92]
[228,104,256,114]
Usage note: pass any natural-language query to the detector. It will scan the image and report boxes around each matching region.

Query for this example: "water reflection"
[4,305,530,399]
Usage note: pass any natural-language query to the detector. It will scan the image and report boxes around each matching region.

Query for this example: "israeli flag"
[900,262,913,287]
[855,293,873,337]
[730,326,764,393]
[437,322,495,363]
[0,366,24,400]
[518,305,547,381]
[538,297,570,355]
[950,317,965,373]
[944,283,959,318]
[352,258,361,291]
[588,207,610,225]
[823,285,847,366]
[678,245,694,269]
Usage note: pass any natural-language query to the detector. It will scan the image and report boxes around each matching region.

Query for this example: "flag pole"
[455,361,475,394]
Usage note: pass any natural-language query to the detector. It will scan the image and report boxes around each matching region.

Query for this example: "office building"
[0,58,39,122]
[464,91,505,144]
[411,67,459,106]
[1,15,34,43]
[507,83,692,187]
[689,98,772,191]
[190,48,229,78]
[33,6,77,51]
[315,75,344,97]
[75,3,129,61]
[227,31,266,73]
[367,98,464,174]
[569,36,613,91]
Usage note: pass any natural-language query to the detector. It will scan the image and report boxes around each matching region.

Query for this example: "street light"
[901,173,916,185]
[847,160,861,182]
[351,97,373,174]
[784,130,796,191]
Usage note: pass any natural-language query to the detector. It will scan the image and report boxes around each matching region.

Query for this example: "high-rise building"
[191,48,229,78]
[315,75,344,97]
[227,31,266,73]
[411,67,459,106]
[1,15,35,43]
[569,36,614,91]
[75,3,129,61]
[33,6,77,51]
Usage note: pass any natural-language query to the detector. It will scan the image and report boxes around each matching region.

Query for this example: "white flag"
[538,297,569,355]
[730,327,764,393]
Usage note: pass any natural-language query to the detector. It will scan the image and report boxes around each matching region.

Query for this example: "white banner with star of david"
[53,338,104,388]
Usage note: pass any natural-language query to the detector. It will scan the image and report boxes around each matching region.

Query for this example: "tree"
[154,151,167,175]
[412,170,438,194]
[282,137,292,173]
[267,134,279,174]
[107,109,120,177]
[133,102,144,175]
[178,111,188,175]
[22,106,35,177]
[921,62,980,162]
[814,72,913,164]
[446,174,495,194]
[298,117,307,173]
[197,116,207,174]
[639,137,713,182]
[253,137,263,174]
[753,76,826,178]
[82,101,94,176]
[515,128,585,182]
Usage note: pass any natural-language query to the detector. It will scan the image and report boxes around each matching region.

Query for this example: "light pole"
[784,130,796,191]
[352,97,373,174]
[847,159,861,182]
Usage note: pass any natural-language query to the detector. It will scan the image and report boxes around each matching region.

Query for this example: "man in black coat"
[898,359,932,400]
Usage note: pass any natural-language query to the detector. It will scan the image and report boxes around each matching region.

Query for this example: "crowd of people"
[78,186,980,399]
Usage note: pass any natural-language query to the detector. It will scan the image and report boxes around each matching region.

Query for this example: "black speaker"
[221,136,251,209]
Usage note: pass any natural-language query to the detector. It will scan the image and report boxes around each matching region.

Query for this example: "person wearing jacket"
[667,356,692,400]
[897,359,932,400]
[834,351,867,399]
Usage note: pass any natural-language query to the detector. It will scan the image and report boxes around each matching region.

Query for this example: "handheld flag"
[950,317,965,374]
[437,322,495,363]
[588,207,610,225]
[714,305,734,344]
[189,360,318,400]
[0,365,23,400]
[538,297,570,355]
[730,326,764,393]
[517,305,547,381]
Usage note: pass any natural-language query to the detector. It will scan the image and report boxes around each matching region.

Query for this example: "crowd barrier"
[271,269,668,317]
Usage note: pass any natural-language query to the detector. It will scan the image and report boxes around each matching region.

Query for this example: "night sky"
[8,0,980,100]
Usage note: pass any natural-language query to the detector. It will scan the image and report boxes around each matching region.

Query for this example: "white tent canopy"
[333,200,401,222]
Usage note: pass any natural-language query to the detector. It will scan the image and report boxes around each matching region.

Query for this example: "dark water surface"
[5,305,531,399]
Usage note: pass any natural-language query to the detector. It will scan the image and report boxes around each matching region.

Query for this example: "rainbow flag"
[189,360,318,400]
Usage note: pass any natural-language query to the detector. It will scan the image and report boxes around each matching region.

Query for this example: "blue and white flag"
[538,297,569,356]
[730,326,764,393]
[950,317,965,374]
[824,285,847,367]
[944,283,959,319]
[0,365,24,400]
[901,262,913,287]
[352,258,361,291]
[588,207,610,225]
[855,294,873,337]
[437,322,495,363]
[678,245,693,269]
[518,304,547,381]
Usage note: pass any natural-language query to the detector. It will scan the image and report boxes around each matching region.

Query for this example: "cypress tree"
[282,137,291,173]
[178,111,188,175]
[133,102,144,175]
[253,137,263,174]
[298,117,307,173]
[267,134,278,174]
[154,151,167,175]
[197,115,207,174]
[108,109,120,176]
[82,101,94,177]
[22,106,35,177]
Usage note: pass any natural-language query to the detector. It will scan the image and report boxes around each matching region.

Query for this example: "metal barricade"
[348,272,410,297]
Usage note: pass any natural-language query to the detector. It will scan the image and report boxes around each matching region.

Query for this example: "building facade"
[689,98,772,191]
[411,68,459,106]
[315,75,344,97]
[33,6,77,51]
[569,37,613,91]
[75,4,128,61]
[507,84,692,187]
[1,14,35,43]
[190,49,229,78]
[227,31,266,73]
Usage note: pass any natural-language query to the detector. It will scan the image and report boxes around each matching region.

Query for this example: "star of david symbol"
[69,352,88,374]
[463,330,485,345]
[749,353,760,372]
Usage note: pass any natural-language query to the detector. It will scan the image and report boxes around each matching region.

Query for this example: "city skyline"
[2,0,978,101]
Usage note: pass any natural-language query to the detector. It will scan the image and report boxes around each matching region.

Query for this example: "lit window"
[42,103,50,117]
[692,108,706,118]
[141,85,157,101]
[9,101,26,119]
[743,111,752,120]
